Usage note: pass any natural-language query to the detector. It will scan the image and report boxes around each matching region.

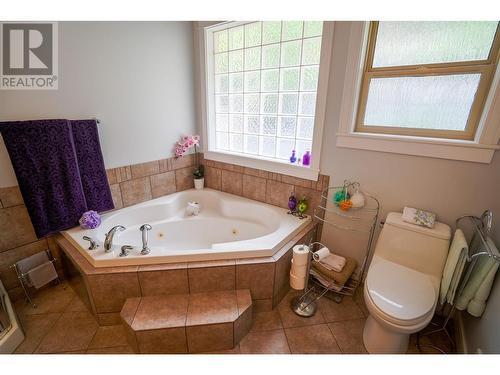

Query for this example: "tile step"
[120,289,252,353]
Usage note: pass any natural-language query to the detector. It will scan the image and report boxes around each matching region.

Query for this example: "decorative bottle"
[289,150,297,163]
[302,151,311,166]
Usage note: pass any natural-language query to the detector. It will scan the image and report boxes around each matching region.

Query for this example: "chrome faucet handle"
[82,236,99,250]
[104,225,126,253]
[119,245,133,257]
[139,224,152,255]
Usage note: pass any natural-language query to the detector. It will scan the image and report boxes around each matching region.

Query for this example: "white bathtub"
[63,188,311,267]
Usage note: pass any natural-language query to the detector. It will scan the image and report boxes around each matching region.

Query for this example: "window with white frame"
[205,21,324,166]
[356,21,500,140]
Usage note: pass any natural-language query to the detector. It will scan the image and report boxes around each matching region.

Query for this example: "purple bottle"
[288,193,297,211]
[302,151,311,166]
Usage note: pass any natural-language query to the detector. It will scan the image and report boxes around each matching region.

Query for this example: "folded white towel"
[323,254,346,272]
[440,229,468,305]
[16,251,50,275]
[402,206,436,228]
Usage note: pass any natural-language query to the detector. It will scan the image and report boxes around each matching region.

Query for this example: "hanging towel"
[440,229,468,305]
[0,119,88,237]
[455,237,499,316]
[70,119,114,212]
[0,119,114,237]
[26,261,58,289]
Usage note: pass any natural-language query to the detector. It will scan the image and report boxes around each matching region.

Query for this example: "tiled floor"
[11,283,453,354]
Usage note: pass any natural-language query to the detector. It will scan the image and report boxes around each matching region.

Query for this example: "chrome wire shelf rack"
[292,181,380,317]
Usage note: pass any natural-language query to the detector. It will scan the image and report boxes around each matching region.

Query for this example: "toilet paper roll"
[292,244,310,266]
[290,271,306,290]
[290,259,308,278]
[313,246,330,262]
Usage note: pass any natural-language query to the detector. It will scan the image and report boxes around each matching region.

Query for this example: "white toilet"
[363,212,451,354]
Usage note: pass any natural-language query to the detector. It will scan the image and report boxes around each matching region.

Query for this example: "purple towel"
[0,119,114,237]
[70,119,114,213]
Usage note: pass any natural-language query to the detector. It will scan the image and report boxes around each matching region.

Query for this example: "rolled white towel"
[312,247,330,261]
[321,254,346,272]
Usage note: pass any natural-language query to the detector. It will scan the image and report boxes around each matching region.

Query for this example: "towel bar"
[10,249,63,309]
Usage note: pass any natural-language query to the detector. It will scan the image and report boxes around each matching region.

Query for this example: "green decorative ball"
[297,199,308,214]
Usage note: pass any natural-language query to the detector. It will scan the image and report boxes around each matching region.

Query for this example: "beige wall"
[0,21,196,187]
[319,21,500,353]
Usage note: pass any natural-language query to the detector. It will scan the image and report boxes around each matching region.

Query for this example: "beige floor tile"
[251,310,283,332]
[239,329,290,354]
[35,311,99,353]
[278,290,325,328]
[329,318,367,354]
[285,324,341,354]
[15,284,75,316]
[14,313,62,354]
[66,295,90,313]
[319,295,364,322]
[86,346,136,354]
[88,325,129,349]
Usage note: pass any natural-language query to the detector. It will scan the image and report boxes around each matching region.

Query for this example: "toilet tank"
[374,212,451,279]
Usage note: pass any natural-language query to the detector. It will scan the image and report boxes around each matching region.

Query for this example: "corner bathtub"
[63,188,311,267]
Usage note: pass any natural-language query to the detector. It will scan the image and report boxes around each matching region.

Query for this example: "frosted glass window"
[228,26,244,50]
[215,53,228,74]
[263,22,281,44]
[230,133,243,152]
[295,139,312,158]
[216,132,229,150]
[244,94,260,114]
[214,30,228,53]
[229,50,244,72]
[244,115,260,134]
[245,22,262,48]
[229,73,243,93]
[210,21,324,161]
[216,114,229,131]
[282,21,303,41]
[244,71,261,92]
[364,74,481,131]
[229,94,244,113]
[262,44,281,68]
[280,68,300,91]
[262,69,279,92]
[262,116,278,135]
[229,114,244,133]
[244,134,259,154]
[215,74,228,94]
[260,136,276,157]
[281,40,301,67]
[373,22,498,67]
[245,47,261,71]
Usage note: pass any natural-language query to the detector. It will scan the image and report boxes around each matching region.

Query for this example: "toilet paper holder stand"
[291,241,340,318]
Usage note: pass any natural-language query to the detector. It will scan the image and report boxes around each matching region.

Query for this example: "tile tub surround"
[0,152,328,301]
[199,154,330,211]
[53,222,318,323]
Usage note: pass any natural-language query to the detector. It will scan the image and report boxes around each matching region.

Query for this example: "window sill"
[336,132,499,163]
[203,150,320,181]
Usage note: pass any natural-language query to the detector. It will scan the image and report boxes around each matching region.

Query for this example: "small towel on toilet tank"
[402,207,436,228]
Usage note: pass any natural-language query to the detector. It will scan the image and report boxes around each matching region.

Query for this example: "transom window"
[356,21,500,140]
[206,21,324,164]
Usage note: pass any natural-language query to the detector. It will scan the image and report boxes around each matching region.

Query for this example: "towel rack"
[416,209,499,353]
[10,249,63,309]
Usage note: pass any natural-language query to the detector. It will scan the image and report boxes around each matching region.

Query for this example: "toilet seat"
[366,258,436,327]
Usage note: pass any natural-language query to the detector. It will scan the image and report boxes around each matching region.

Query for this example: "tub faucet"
[139,224,152,255]
[104,225,126,252]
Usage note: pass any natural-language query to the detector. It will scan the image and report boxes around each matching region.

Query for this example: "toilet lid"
[366,259,435,322]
